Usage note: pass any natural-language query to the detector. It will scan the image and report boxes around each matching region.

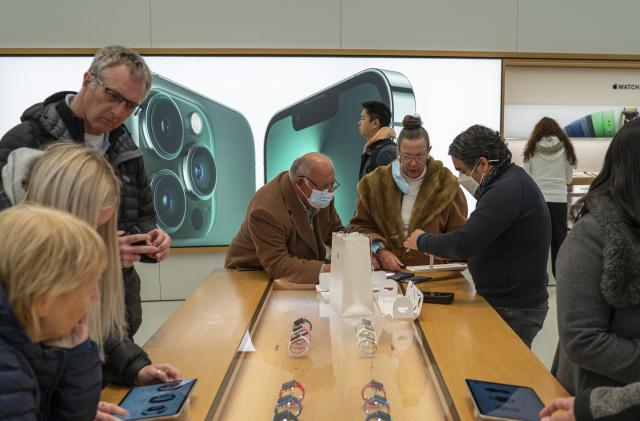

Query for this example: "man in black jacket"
[0,47,176,390]
[405,125,550,348]
[358,101,397,180]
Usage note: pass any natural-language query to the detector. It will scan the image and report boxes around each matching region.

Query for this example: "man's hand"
[147,228,171,262]
[371,255,381,270]
[376,249,404,271]
[404,229,425,251]
[321,263,331,273]
[539,397,575,421]
[95,402,128,421]
[43,314,89,349]
[136,363,182,385]
[117,231,158,268]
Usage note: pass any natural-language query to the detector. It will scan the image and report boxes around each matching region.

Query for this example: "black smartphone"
[386,272,414,281]
[403,275,432,284]
[422,291,454,304]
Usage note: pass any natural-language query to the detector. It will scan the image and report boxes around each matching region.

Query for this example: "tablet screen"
[466,379,544,421]
[118,379,197,420]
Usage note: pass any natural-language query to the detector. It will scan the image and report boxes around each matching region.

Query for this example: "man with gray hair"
[226,152,344,285]
[0,46,175,391]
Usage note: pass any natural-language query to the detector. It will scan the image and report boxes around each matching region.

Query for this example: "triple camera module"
[126,73,256,247]
[128,79,216,241]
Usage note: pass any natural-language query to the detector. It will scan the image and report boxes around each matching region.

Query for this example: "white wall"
[1,0,640,54]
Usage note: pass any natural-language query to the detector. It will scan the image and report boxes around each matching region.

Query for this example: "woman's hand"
[539,397,575,421]
[95,402,128,421]
[136,363,182,385]
[376,249,404,271]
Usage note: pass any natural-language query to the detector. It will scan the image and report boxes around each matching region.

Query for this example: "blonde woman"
[3,143,180,419]
[0,204,104,419]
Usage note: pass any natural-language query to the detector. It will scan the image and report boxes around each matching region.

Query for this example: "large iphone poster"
[0,56,501,246]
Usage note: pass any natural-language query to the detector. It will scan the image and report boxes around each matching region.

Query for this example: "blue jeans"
[493,301,548,348]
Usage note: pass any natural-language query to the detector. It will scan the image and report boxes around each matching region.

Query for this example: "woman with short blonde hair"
[0,204,105,419]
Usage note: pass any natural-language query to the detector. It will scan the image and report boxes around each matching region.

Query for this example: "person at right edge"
[358,101,397,179]
[522,116,577,279]
[551,118,640,396]
[540,381,640,421]
[404,125,550,348]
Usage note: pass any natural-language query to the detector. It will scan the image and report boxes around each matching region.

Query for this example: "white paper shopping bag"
[330,232,373,317]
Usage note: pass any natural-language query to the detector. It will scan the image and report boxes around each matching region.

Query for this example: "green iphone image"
[126,73,255,246]
[264,68,416,222]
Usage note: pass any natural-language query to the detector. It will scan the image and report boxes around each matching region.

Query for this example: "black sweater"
[417,163,550,308]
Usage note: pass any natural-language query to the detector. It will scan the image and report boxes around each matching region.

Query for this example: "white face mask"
[458,160,481,196]
[308,189,334,209]
[299,178,334,209]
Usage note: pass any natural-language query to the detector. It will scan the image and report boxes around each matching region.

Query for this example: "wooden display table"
[101,270,270,420]
[102,269,568,420]
[414,270,569,421]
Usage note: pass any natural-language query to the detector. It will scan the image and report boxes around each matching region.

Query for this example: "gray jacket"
[575,382,640,421]
[552,194,640,394]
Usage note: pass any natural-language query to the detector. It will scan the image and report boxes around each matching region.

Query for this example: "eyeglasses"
[303,176,340,192]
[400,153,428,163]
[91,73,143,116]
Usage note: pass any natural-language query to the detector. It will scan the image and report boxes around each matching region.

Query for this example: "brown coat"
[350,158,467,266]
[225,172,344,283]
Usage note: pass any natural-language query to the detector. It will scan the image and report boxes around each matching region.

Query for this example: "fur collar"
[358,157,460,248]
[589,195,640,307]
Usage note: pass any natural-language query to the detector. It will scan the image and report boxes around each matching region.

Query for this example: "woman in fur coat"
[350,114,467,271]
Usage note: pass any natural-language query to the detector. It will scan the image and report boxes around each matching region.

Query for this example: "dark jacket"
[358,138,396,180]
[0,285,101,420]
[417,162,550,308]
[552,195,640,394]
[0,91,155,385]
[102,335,151,386]
[575,382,640,421]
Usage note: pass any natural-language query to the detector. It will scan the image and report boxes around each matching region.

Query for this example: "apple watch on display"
[365,410,392,421]
[279,379,306,402]
[288,331,310,356]
[364,394,391,415]
[272,410,299,421]
[361,380,387,401]
[293,317,312,331]
[274,395,303,417]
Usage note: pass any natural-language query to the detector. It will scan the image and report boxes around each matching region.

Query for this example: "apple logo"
[613,83,618,90]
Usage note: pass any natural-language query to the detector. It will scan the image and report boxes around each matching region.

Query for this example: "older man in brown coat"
[225,152,344,284]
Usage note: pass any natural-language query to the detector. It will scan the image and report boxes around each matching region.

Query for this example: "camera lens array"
[362,380,391,420]
[355,319,378,357]
[288,317,312,357]
[273,379,305,421]
[142,90,216,238]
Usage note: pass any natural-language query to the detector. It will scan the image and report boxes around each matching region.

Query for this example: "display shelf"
[102,270,568,420]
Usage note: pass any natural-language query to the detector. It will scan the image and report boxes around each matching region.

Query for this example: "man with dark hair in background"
[358,101,397,179]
